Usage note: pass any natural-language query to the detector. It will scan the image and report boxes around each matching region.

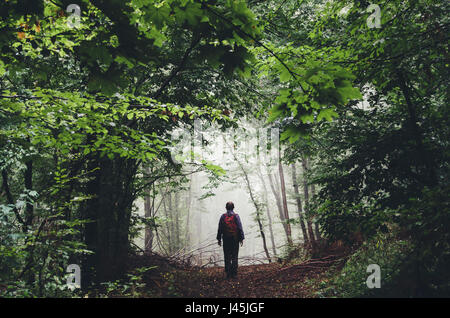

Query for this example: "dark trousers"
[223,235,239,277]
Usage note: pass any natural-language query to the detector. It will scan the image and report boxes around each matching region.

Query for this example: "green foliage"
[398,185,450,295]
[98,266,158,298]
[253,44,362,136]
[1,88,227,163]
[317,232,413,298]
[267,0,449,297]
[315,199,391,245]
[0,191,91,297]
[161,271,182,297]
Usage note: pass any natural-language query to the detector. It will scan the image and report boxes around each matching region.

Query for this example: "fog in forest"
[133,119,306,266]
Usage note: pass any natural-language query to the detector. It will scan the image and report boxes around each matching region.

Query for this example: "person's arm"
[235,214,245,242]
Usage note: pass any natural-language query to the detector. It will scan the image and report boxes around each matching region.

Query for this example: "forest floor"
[122,248,348,298]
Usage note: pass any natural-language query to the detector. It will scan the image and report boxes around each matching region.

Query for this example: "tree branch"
[204,5,306,92]
[152,34,201,100]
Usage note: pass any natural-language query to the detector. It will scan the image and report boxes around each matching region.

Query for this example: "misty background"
[132,119,306,266]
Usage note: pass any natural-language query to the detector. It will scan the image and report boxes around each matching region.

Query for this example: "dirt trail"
[194,263,320,297]
[173,255,343,298]
[133,253,344,298]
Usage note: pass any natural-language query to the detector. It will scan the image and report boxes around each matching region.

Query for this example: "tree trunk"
[242,172,271,262]
[24,159,34,230]
[256,168,277,257]
[184,175,192,250]
[311,184,321,241]
[302,158,316,252]
[163,191,172,254]
[174,191,180,251]
[196,179,202,264]
[396,69,437,186]
[267,169,289,246]
[81,156,138,287]
[144,192,153,253]
[233,149,271,262]
[278,147,293,246]
[267,171,291,245]
[291,163,309,244]
[23,159,35,284]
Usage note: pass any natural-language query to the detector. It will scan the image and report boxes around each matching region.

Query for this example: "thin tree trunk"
[256,168,277,257]
[24,160,34,229]
[144,167,153,252]
[23,159,35,284]
[267,170,291,245]
[184,175,192,250]
[278,147,293,246]
[163,191,172,254]
[231,147,271,262]
[174,191,180,251]
[311,184,321,241]
[291,163,309,244]
[196,179,202,264]
[302,158,316,252]
[168,192,174,253]
[144,190,153,252]
[242,171,271,262]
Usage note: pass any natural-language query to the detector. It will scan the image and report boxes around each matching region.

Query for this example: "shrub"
[318,231,413,297]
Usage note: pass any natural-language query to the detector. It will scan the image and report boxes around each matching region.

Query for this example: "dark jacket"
[217,210,245,242]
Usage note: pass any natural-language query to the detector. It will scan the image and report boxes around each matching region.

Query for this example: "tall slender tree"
[311,184,321,241]
[256,167,277,257]
[291,163,309,244]
[267,170,291,245]
[278,146,293,246]
[302,158,316,251]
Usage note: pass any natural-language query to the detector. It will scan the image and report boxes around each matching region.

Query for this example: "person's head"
[225,201,234,211]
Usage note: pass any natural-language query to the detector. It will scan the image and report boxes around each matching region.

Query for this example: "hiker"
[216,201,244,279]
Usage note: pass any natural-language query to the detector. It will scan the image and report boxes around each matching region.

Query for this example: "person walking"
[217,201,244,279]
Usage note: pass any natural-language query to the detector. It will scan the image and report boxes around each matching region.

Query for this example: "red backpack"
[223,213,238,237]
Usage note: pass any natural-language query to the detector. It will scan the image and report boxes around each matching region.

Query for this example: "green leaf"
[184,2,203,26]
[267,104,285,123]
[279,67,292,82]
[300,112,314,124]
[317,108,339,122]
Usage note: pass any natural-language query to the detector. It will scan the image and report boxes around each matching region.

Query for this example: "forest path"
[192,263,320,297]
[171,254,342,298]
[133,252,343,297]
